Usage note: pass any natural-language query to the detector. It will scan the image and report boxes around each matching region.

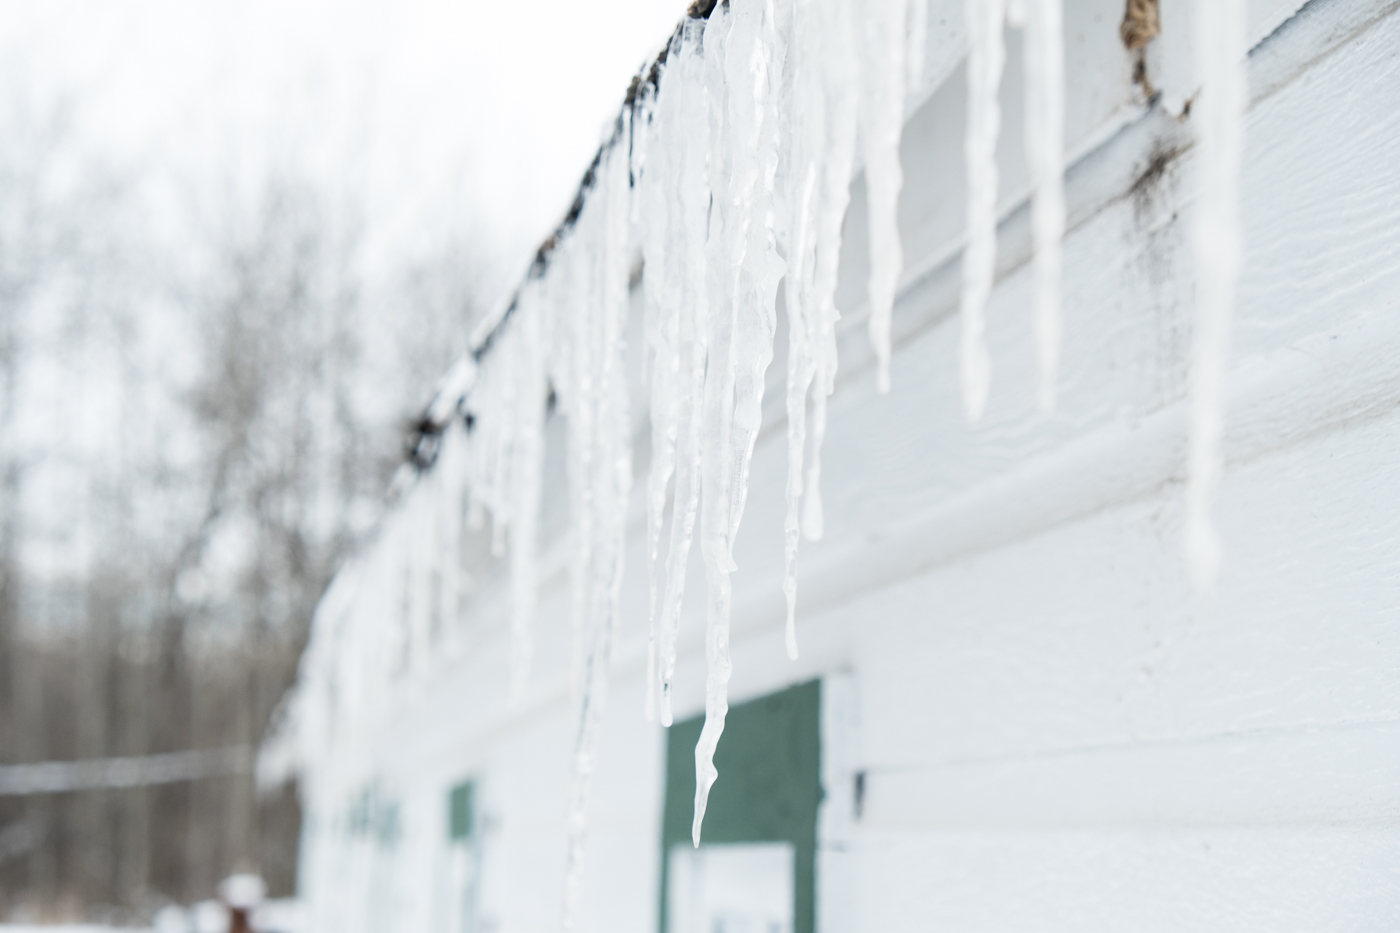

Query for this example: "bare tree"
[0,87,489,921]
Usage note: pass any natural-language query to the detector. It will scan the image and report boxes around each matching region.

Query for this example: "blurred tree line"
[0,90,487,923]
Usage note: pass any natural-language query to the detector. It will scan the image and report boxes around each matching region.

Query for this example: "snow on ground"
[0,897,303,933]
[0,927,150,932]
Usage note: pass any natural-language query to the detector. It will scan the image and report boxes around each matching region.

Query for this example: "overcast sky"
[0,0,685,293]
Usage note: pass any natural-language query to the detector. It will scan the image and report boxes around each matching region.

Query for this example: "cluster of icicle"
[628,0,1074,860]
[364,0,1247,927]
[629,0,937,868]
[427,1,1066,924]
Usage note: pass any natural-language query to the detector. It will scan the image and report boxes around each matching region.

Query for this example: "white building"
[271,0,1400,930]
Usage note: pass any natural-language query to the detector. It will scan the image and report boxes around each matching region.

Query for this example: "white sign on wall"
[668,842,795,933]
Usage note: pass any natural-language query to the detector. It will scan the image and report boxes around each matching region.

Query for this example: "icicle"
[780,0,856,661]
[437,424,466,638]
[489,336,520,560]
[639,70,678,723]
[960,0,1005,421]
[1017,0,1065,412]
[561,120,635,932]
[692,0,788,847]
[1185,0,1246,588]
[802,0,860,545]
[724,0,786,563]
[657,19,712,729]
[508,290,547,705]
[861,0,909,394]
[692,1,739,848]
[781,161,818,660]
[557,226,598,709]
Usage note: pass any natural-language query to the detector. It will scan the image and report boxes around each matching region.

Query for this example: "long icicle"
[638,75,678,723]
[724,0,787,551]
[508,289,547,705]
[1185,0,1246,587]
[781,0,867,660]
[693,0,788,846]
[781,159,818,660]
[781,1,824,663]
[802,0,860,547]
[657,18,711,729]
[960,0,1005,421]
[692,0,740,849]
[861,0,909,395]
[562,135,635,932]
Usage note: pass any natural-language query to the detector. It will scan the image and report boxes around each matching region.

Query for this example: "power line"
[0,746,252,796]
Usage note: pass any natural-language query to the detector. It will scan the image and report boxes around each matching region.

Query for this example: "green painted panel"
[449,780,475,842]
[659,679,821,933]
[346,782,400,848]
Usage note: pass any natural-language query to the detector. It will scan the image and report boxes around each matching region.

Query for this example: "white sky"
[0,0,686,289]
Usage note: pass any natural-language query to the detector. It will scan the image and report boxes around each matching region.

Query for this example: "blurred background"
[0,0,680,923]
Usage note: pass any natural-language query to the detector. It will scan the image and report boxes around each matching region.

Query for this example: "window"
[443,779,481,933]
[659,680,821,933]
[449,780,475,843]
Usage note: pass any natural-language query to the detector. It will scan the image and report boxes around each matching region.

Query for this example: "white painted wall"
[294,0,1400,929]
